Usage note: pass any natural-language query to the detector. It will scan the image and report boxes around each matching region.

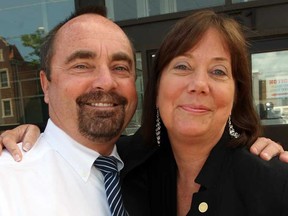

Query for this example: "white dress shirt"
[0,119,124,216]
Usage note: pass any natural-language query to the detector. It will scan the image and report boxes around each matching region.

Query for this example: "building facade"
[0,37,44,127]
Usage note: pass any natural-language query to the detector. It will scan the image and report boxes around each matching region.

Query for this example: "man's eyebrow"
[111,52,133,68]
[65,50,96,64]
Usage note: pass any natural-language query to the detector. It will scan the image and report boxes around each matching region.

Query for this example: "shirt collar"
[43,119,124,182]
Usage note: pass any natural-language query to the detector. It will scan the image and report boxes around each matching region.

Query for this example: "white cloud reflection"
[252,50,288,78]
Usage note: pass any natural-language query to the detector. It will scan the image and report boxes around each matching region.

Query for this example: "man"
[0,6,137,216]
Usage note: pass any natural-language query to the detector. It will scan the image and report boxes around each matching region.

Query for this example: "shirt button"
[198,202,208,213]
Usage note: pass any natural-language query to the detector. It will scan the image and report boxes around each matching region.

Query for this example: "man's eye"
[111,64,132,78]
[69,64,94,75]
[114,66,128,71]
[74,64,88,69]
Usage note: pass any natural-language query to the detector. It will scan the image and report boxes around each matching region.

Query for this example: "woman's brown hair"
[141,10,262,147]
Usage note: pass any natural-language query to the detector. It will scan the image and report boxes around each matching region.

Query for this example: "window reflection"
[252,50,288,125]
[106,0,224,21]
[123,52,143,135]
[232,0,258,3]
[0,0,74,127]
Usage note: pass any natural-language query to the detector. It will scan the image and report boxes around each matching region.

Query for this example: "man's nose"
[92,66,117,91]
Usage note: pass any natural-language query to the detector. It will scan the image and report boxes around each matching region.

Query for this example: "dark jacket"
[117,129,157,216]
[117,128,288,216]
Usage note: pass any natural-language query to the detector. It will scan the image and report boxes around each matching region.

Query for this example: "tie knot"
[94,156,118,174]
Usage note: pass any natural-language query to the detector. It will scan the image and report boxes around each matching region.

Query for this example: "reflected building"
[0,37,47,128]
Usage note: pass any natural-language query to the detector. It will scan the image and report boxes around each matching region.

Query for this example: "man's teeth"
[90,103,114,107]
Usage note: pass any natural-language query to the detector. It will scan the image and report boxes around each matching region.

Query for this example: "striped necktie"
[94,156,128,216]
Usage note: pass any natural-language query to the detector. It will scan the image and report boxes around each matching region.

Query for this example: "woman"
[137,10,288,215]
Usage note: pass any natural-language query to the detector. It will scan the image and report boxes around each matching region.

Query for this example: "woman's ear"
[156,97,160,108]
[40,70,50,104]
[156,88,159,107]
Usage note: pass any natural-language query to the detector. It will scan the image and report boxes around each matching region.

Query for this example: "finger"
[0,138,3,155]
[259,142,284,161]
[250,137,271,155]
[21,125,40,151]
[279,151,288,163]
[0,131,22,162]
[0,125,33,161]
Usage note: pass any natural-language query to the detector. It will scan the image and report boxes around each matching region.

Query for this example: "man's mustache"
[76,90,127,107]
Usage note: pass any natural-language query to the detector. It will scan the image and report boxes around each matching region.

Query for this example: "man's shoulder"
[0,143,24,164]
[0,135,52,167]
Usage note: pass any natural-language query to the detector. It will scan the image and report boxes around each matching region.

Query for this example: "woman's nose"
[187,70,209,94]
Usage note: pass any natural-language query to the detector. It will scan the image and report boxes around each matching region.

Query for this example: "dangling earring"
[155,108,161,146]
[228,115,240,139]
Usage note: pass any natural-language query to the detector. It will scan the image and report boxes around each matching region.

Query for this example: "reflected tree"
[21,28,45,65]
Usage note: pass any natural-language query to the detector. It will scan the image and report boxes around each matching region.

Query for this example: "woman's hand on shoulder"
[250,137,288,163]
[0,124,40,162]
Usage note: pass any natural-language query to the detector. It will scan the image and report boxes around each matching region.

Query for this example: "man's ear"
[40,70,50,104]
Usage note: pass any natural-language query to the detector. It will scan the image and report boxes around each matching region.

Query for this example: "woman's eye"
[212,69,226,76]
[174,64,189,70]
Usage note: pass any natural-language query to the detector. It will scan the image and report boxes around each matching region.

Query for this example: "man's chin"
[78,119,124,142]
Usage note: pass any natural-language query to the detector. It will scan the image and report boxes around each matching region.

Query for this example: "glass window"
[123,52,143,135]
[0,69,9,88]
[2,99,13,117]
[232,0,258,3]
[252,50,288,125]
[177,0,224,12]
[0,49,4,61]
[0,0,74,128]
[106,0,225,21]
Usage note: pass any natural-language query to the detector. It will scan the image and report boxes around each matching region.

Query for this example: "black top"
[117,128,288,216]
